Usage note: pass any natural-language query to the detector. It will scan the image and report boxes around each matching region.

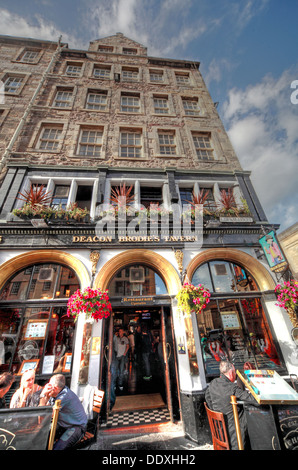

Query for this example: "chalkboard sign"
[244,404,281,450]
[276,405,298,450]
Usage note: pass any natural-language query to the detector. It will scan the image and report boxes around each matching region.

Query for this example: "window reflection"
[0,264,80,301]
[196,298,283,378]
[108,265,167,296]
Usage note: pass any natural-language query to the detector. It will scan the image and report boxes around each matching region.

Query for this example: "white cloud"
[0,8,83,48]
[222,68,298,231]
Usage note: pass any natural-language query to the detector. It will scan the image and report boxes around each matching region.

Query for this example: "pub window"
[179,187,193,205]
[140,186,163,208]
[191,261,285,378]
[0,263,80,378]
[108,264,167,297]
[51,185,70,209]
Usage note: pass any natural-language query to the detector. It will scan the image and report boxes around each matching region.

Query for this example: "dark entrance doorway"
[101,304,180,423]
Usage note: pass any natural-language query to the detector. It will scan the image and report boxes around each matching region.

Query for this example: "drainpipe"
[0,36,66,178]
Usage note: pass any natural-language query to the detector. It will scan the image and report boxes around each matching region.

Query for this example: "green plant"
[17,184,52,207]
[275,280,298,311]
[67,287,112,322]
[176,282,211,317]
[110,183,134,209]
[218,188,240,216]
[13,203,54,219]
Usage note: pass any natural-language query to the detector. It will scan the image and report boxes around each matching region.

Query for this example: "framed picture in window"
[24,319,48,340]
[62,353,72,372]
[18,359,40,375]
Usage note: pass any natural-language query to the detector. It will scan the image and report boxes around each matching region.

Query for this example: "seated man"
[39,373,87,450]
[205,360,256,450]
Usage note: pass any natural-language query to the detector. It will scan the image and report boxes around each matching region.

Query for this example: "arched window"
[108,264,167,297]
[0,263,80,378]
[191,261,285,379]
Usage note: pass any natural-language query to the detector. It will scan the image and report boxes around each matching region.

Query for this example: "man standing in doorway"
[114,328,129,391]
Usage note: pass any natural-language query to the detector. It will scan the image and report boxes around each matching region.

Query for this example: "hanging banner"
[259,230,288,273]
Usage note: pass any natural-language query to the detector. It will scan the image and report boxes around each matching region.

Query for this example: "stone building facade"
[0,33,297,441]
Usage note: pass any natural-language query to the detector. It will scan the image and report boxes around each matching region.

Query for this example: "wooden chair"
[78,388,104,447]
[204,402,230,450]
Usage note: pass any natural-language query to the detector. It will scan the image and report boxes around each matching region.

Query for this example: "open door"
[161,306,181,422]
[104,312,114,418]
[161,306,174,422]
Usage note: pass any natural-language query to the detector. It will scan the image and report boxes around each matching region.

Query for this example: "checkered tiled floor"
[100,407,171,429]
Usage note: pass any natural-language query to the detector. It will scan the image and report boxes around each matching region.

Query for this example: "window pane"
[0,307,21,374]
[209,261,236,293]
[0,264,79,301]
[192,263,214,292]
[108,265,167,296]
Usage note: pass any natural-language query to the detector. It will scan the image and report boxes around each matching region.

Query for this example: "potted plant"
[275,280,298,327]
[176,282,211,317]
[13,203,54,220]
[13,184,53,220]
[67,287,112,322]
[217,188,240,217]
[183,189,217,223]
[49,203,90,224]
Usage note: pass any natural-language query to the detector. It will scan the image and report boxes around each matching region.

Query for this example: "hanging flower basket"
[275,280,298,327]
[176,282,211,317]
[67,287,112,322]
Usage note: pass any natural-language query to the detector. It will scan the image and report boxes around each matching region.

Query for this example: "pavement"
[80,420,214,451]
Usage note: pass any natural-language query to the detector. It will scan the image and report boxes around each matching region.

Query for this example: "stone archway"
[186,248,275,291]
[94,249,181,295]
[0,250,90,290]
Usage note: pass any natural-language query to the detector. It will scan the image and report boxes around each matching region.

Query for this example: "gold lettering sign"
[72,235,197,243]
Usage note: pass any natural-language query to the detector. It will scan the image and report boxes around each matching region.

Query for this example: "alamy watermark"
[290,80,298,104]
[0,80,5,105]
[94,201,203,251]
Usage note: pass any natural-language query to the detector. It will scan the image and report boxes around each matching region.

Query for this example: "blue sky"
[0,0,297,232]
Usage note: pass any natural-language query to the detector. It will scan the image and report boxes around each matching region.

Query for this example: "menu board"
[24,320,48,340]
[221,311,241,330]
[237,369,298,404]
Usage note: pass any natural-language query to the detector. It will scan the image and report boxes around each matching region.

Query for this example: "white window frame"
[119,129,143,159]
[53,88,74,108]
[122,67,139,82]
[104,178,170,210]
[37,125,63,151]
[85,90,108,111]
[182,97,200,116]
[16,176,98,219]
[77,127,103,157]
[93,64,111,80]
[192,133,214,161]
[65,62,83,77]
[120,94,140,113]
